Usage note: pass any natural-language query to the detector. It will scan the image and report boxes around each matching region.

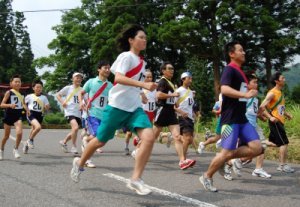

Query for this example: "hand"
[257,106,265,116]
[140,93,148,104]
[172,92,180,97]
[62,102,67,108]
[80,102,86,111]
[244,89,258,99]
[26,110,31,117]
[10,104,16,109]
[182,112,188,118]
[269,116,278,123]
[143,82,157,91]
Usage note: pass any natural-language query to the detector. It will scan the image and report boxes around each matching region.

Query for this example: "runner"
[174,72,196,158]
[259,72,294,173]
[56,72,83,155]
[153,62,196,170]
[0,75,29,160]
[199,41,263,192]
[23,80,50,154]
[79,60,113,167]
[70,24,157,195]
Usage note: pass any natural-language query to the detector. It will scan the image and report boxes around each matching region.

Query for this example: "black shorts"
[269,121,289,147]
[66,116,82,127]
[27,111,44,124]
[178,117,194,135]
[154,106,178,127]
[3,110,23,126]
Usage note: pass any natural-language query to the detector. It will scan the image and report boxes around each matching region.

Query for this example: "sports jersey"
[245,97,258,127]
[109,51,146,112]
[266,88,285,124]
[58,85,82,118]
[156,77,177,107]
[4,90,24,114]
[176,86,194,120]
[220,63,248,124]
[142,89,156,112]
[83,77,113,119]
[25,94,49,112]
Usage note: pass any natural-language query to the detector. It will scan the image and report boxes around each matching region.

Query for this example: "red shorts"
[145,111,155,122]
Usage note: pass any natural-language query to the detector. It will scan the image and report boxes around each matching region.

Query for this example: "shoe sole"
[126,183,152,195]
[180,160,196,170]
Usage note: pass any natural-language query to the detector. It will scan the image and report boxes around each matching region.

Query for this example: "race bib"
[10,95,23,109]
[94,96,108,109]
[147,101,156,112]
[239,82,248,102]
[166,91,176,105]
[278,105,285,116]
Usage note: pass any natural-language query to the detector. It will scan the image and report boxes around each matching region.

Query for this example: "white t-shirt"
[25,94,49,112]
[142,89,156,112]
[176,86,194,120]
[58,85,82,118]
[109,51,146,112]
[246,97,258,127]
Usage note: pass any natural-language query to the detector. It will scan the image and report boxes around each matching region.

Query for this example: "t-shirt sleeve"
[25,95,30,104]
[114,53,131,75]
[83,79,91,93]
[221,67,233,86]
[58,86,69,96]
[43,95,50,105]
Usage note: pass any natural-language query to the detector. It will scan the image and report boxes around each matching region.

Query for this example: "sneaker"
[224,173,233,181]
[133,136,140,146]
[215,139,222,149]
[13,149,21,159]
[166,132,173,148]
[179,159,196,170]
[0,150,3,160]
[85,159,96,168]
[232,158,243,169]
[277,164,295,173]
[224,163,232,174]
[199,175,218,192]
[131,149,138,159]
[232,159,242,177]
[197,142,205,154]
[96,148,103,154]
[127,179,152,195]
[71,147,79,155]
[27,139,34,149]
[204,128,214,140]
[23,142,29,154]
[158,133,163,143]
[70,157,84,183]
[252,168,272,178]
[125,148,130,155]
[59,140,68,153]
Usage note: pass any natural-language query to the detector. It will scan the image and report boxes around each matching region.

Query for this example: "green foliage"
[291,84,300,104]
[43,113,67,125]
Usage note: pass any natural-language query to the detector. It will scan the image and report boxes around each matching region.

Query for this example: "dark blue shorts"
[221,122,259,150]
[27,111,43,124]
[87,116,101,137]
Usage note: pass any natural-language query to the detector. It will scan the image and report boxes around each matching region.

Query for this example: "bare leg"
[182,132,193,155]
[279,144,288,165]
[28,119,42,140]
[69,119,79,147]
[1,124,11,150]
[168,125,185,161]
[14,120,23,149]
[78,138,105,167]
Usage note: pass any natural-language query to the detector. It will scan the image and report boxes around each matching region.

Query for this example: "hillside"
[284,63,300,90]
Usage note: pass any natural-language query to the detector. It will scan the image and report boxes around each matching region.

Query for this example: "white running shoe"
[23,142,29,154]
[70,147,79,155]
[166,132,173,148]
[0,150,3,160]
[127,179,152,195]
[224,173,233,181]
[197,142,205,154]
[70,157,83,183]
[277,164,295,173]
[85,159,96,168]
[199,175,218,192]
[252,168,272,178]
[59,140,68,153]
[27,139,34,149]
[232,159,242,177]
[131,149,138,159]
[215,139,222,149]
[13,149,21,159]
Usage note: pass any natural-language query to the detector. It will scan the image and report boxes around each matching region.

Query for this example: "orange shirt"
[267,87,285,124]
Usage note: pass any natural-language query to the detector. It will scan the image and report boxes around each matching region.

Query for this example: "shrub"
[43,112,67,125]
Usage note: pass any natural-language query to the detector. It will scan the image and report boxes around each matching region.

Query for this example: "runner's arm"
[0,91,14,109]
[114,72,157,91]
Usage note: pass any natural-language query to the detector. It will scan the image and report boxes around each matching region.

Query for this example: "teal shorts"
[96,105,152,143]
[215,116,221,135]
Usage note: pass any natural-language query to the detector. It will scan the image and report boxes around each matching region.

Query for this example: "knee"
[36,125,42,132]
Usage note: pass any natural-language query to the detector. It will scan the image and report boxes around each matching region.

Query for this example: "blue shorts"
[87,116,101,137]
[96,105,152,143]
[221,122,259,150]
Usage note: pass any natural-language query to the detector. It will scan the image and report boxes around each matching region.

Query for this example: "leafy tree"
[291,84,300,104]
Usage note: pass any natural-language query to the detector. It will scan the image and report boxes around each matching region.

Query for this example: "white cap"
[72,72,83,78]
[181,71,192,79]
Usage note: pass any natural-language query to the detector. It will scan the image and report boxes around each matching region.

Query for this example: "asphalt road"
[0,129,299,207]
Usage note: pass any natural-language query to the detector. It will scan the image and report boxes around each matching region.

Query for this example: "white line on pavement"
[103,173,218,207]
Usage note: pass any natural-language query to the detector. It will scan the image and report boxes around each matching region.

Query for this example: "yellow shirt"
[267,88,285,124]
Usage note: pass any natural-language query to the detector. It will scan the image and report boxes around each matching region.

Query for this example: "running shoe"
[166,132,173,148]
[23,142,29,154]
[71,146,79,155]
[96,148,103,154]
[179,159,196,170]
[13,149,21,159]
[127,179,152,195]
[125,148,130,155]
[197,142,205,154]
[199,175,218,192]
[224,164,233,180]
[85,159,96,168]
[133,136,140,146]
[131,149,138,159]
[224,173,233,181]
[70,157,84,183]
[215,139,222,149]
[158,133,163,143]
[59,140,68,153]
[232,158,243,169]
[204,128,214,140]
[252,168,272,178]
[0,150,3,160]
[277,164,295,173]
[27,139,34,149]
[232,159,242,177]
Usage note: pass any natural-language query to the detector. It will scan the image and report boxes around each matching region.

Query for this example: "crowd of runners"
[0,24,295,195]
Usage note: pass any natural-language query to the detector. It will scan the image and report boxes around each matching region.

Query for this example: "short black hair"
[224,41,240,63]
[10,74,21,82]
[271,72,282,86]
[117,24,146,52]
[97,60,110,69]
[160,61,172,74]
[32,80,43,87]
[246,73,258,82]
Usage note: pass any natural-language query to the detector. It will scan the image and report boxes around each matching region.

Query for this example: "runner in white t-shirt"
[70,25,157,195]
[56,72,83,155]
[23,80,50,154]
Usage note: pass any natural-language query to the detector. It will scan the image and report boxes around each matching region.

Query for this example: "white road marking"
[103,173,218,207]
[9,135,27,145]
